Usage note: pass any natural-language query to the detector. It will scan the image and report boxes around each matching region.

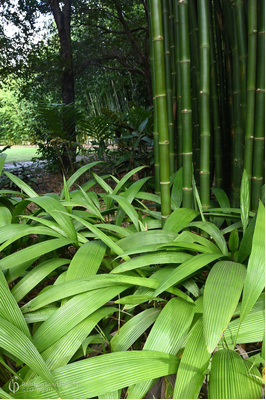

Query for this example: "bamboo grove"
[148,0,265,219]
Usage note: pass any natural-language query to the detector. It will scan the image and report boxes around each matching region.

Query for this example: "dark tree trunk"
[49,0,76,172]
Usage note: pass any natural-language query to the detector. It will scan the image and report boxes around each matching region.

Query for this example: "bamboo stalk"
[198,0,211,210]
[252,0,265,211]
[188,0,200,187]
[162,0,175,175]
[209,0,223,189]
[244,0,257,185]
[148,0,160,194]
[150,0,171,221]
[173,0,183,170]
[178,0,193,209]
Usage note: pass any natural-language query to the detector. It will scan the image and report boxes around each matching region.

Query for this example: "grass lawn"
[0,146,41,163]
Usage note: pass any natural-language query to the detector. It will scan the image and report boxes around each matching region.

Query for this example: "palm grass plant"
[0,156,264,399]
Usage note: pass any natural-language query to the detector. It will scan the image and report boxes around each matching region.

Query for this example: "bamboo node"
[156,94,166,98]
[181,109,192,113]
[183,152,193,155]
[161,215,169,219]
[256,88,265,93]
[160,181,170,185]
[183,187,193,191]
[159,141,169,145]
[254,137,265,140]
[154,36,163,41]
[252,176,263,181]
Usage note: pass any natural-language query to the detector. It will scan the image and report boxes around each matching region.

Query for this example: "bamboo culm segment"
[178,0,193,209]
[150,0,171,222]
[252,0,265,211]
[198,0,211,210]
[148,0,160,194]
[244,0,257,184]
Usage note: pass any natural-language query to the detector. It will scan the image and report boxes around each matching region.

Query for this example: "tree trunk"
[49,0,76,172]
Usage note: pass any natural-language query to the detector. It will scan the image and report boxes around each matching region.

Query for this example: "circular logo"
[8,376,20,394]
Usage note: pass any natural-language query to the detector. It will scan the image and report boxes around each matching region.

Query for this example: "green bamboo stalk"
[188,0,200,187]
[150,0,171,221]
[234,0,248,126]
[162,0,175,175]
[178,0,193,209]
[168,0,176,99]
[244,0,257,185]
[173,0,183,170]
[223,0,243,206]
[252,0,265,211]
[148,0,160,194]
[209,1,223,189]
[198,0,211,210]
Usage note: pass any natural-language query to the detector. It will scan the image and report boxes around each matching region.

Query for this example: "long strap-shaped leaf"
[127,297,195,399]
[111,308,160,352]
[0,272,30,339]
[32,285,129,353]
[240,201,265,323]
[66,240,106,281]
[154,253,221,297]
[174,317,211,399]
[12,351,179,399]
[188,221,228,255]
[203,261,246,353]
[0,317,56,389]
[208,350,262,398]
[21,274,191,313]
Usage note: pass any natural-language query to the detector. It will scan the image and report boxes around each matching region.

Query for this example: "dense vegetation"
[0,0,265,399]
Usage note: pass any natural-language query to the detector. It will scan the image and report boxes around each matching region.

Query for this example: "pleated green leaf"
[32,285,128,352]
[171,167,183,209]
[127,297,194,399]
[21,274,189,313]
[60,161,101,199]
[0,206,12,227]
[240,201,265,323]
[108,194,141,231]
[60,211,129,260]
[163,208,199,233]
[4,171,38,198]
[0,317,56,387]
[209,350,262,399]
[28,196,77,241]
[0,273,30,338]
[66,241,106,281]
[203,261,246,353]
[174,317,211,399]
[224,309,265,345]
[0,387,13,399]
[11,258,70,302]
[111,308,160,352]
[117,230,176,252]
[12,351,179,399]
[240,169,250,234]
[154,253,221,297]
[0,225,63,253]
[0,238,72,273]
[112,166,147,195]
[189,221,228,255]
[115,294,165,306]
[112,251,192,274]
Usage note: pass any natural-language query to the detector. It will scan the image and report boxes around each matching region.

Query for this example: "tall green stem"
[150,0,171,221]
[244,0,257,186]
[179,0,193,209]
[162,0,175,175]
[252,0,265,211]
[198,0,211,210]
[148,0,160,194]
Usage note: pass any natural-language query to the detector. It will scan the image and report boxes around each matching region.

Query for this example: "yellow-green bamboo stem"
[150,0,171,221]
[148,0,160,194]
[178,0,193,209]
[252,0,265,211]
[244,0,257,187]
[198,0,211,210]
